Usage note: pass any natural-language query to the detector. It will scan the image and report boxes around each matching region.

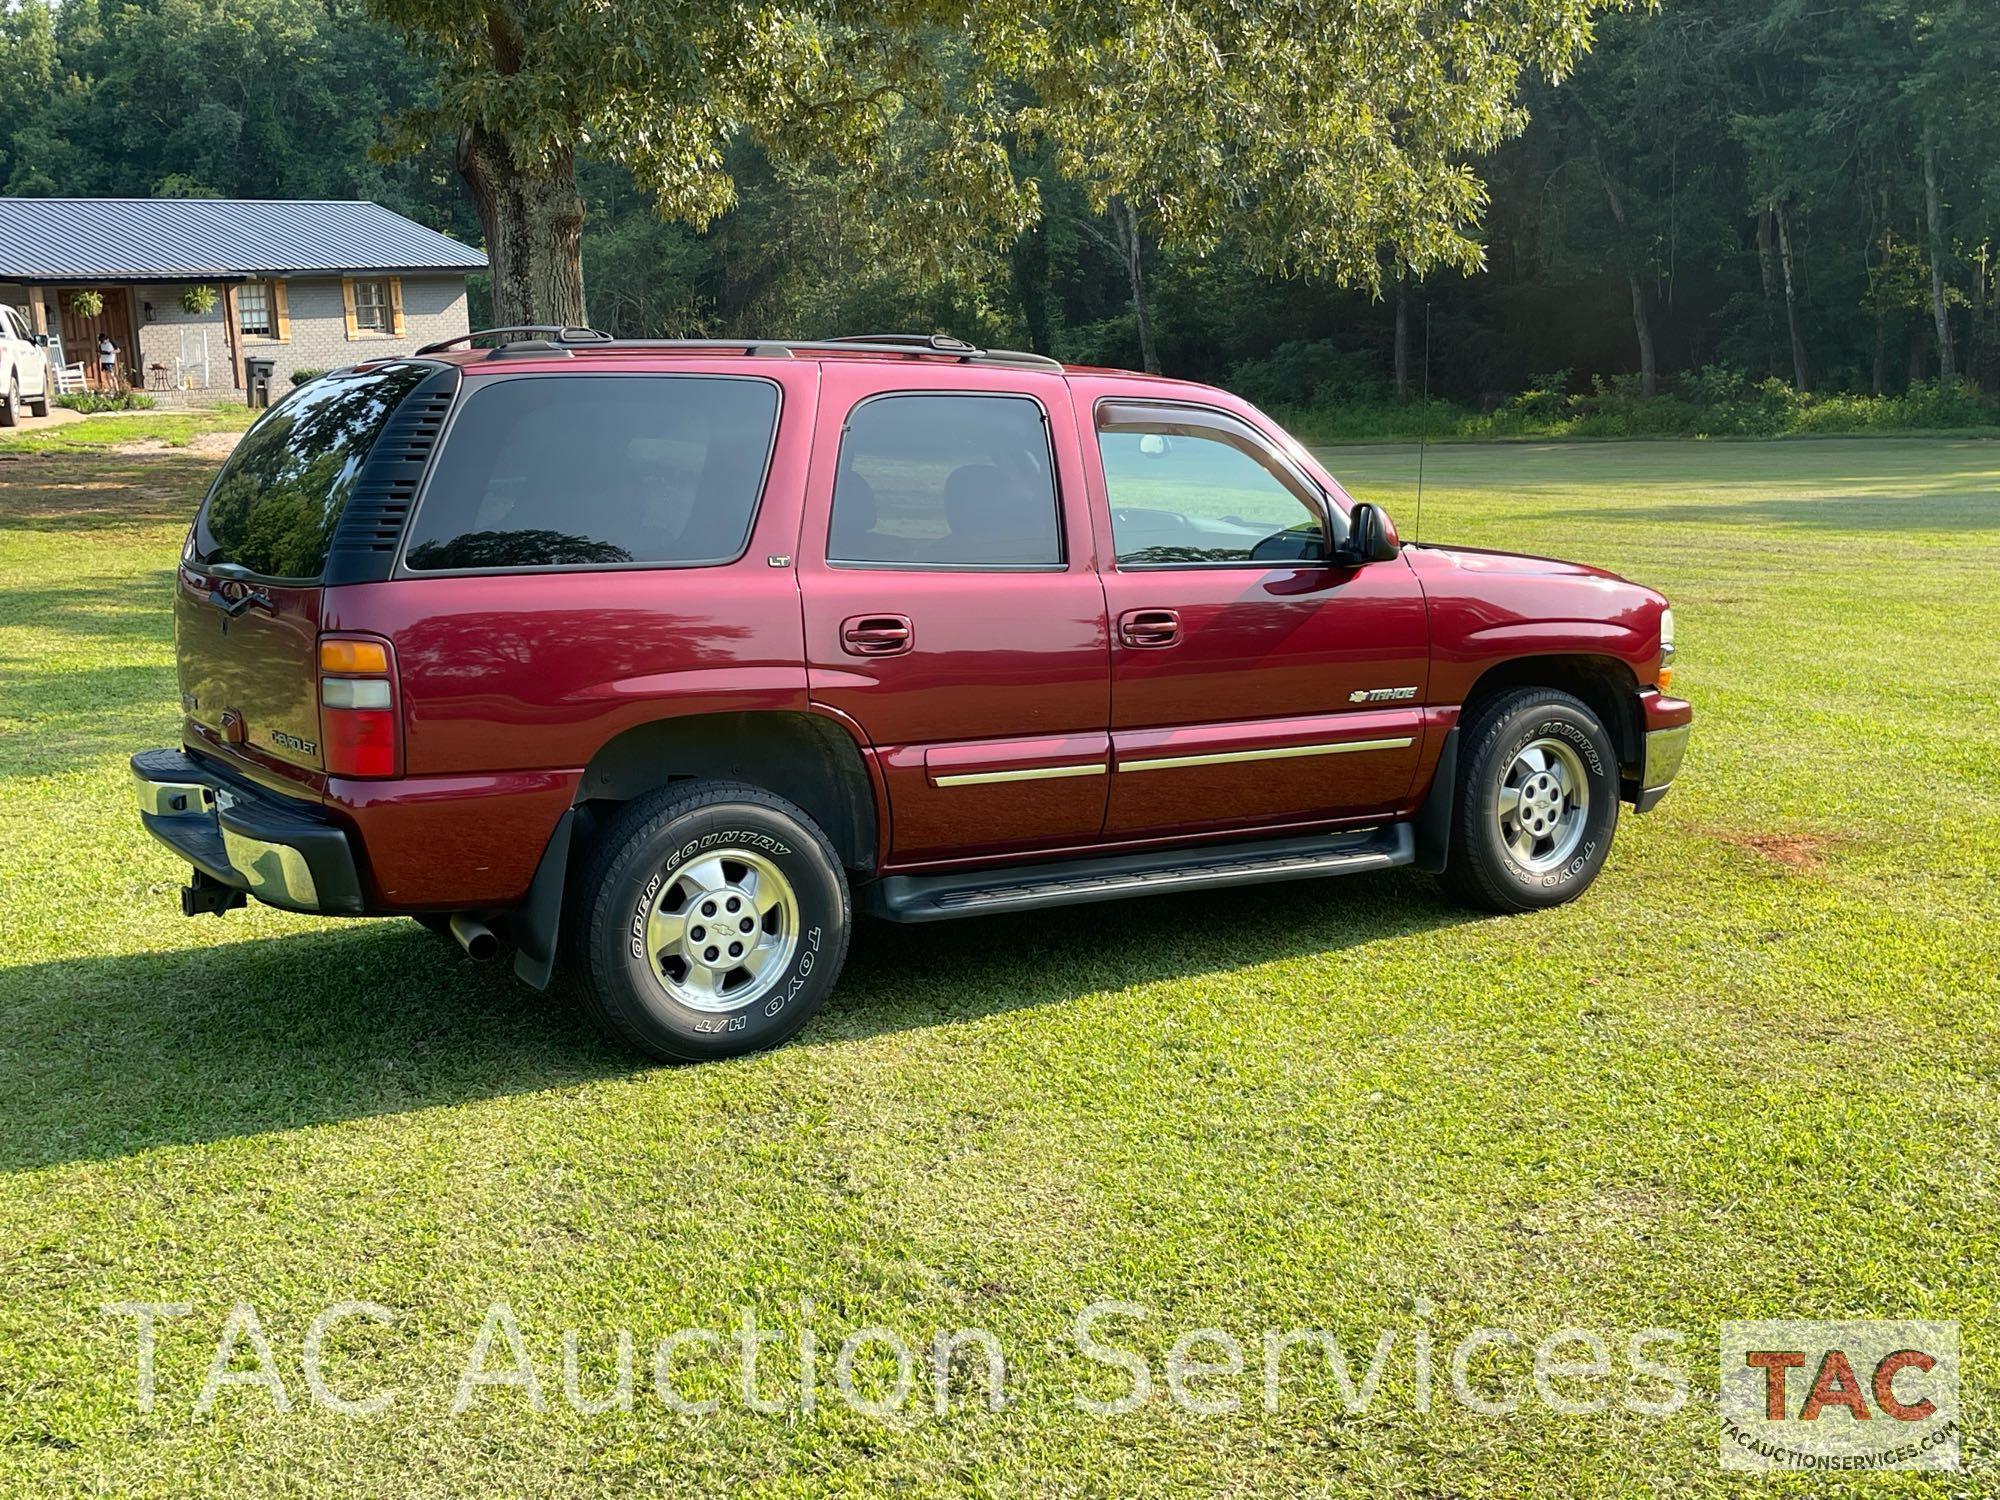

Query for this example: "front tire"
[27,378,49,417]
[1442,688,1620,913]
[0,375,17,427]
[566,780,850,1062]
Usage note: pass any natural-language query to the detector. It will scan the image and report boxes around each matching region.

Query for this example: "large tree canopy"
[369,0,1619,326]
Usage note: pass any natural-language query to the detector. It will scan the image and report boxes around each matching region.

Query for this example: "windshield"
[192,363,431,580]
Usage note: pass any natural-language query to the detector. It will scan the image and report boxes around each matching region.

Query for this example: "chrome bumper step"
[864,823,1414,922]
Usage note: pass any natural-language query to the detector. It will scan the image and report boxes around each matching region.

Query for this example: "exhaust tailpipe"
[449,912,498,962]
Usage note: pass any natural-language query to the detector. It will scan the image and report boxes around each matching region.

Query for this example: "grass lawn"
[1,436,1995,1494]
[0,404,257,458]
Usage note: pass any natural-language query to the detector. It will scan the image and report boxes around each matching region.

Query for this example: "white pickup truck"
[0,304,54,425]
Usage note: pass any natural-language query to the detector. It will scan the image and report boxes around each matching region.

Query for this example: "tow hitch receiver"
[182,870,247,916]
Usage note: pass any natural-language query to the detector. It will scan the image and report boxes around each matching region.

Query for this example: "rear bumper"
[132,747,365,914]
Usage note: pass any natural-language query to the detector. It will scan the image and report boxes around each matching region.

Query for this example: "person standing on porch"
[97,333,120,391]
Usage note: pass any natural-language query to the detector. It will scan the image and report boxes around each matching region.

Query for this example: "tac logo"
[1719,1320,1959,1472]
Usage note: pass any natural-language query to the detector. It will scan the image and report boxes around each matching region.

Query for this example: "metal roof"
[0,198,487,282]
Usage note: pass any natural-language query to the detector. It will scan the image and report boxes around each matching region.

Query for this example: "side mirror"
[1337,502,1401,565]
[33,333,50,348]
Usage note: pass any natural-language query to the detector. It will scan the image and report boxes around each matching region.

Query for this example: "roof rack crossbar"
[821,333,980,354]
[416,324,613,355]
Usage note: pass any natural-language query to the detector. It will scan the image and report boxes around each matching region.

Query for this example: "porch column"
[26,285,48,336]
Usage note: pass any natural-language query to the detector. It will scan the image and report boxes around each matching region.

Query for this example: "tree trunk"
[1393,268,1410,404]
[1623,273,1658,399]
[1595,153,1657,397]
[1113,199,1160,375]
[1011,219,1053,356]
[456,124,587,329]
[1923,139,1955,382]
[1755,209,1779,379]
[1774,203,1809,392]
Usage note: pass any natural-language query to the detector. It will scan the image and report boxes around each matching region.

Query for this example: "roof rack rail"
[821,333,980,354]
[418,326,1064,371]
[416,325,614,355]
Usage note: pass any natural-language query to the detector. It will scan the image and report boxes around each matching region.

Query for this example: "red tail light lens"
[319,634,400,778]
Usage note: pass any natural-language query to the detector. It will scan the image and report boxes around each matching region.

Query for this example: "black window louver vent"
[322,363,461,586]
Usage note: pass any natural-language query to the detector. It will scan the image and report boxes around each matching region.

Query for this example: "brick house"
[0,198,485,395]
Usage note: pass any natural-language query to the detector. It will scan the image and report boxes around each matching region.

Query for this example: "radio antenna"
[1413,302,1431,545]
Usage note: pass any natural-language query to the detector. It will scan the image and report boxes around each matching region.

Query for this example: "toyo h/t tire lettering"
[565,779,850,1061]
[1442,687,1620,913]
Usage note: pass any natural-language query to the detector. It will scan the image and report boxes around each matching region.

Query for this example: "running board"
[864,823,1414,922]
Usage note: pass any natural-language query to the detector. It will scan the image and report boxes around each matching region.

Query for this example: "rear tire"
[565,780,850,1062]
[27,379,49,417]
[1441,688,1620,913]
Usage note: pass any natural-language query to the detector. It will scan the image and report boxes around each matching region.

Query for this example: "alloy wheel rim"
[643,848,799,1013]
[1496,736,1590,872]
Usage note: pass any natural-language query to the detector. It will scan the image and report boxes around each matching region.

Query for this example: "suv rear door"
[798,362,1110,865]
[176,362,441,787]
[1081,389,1429,838]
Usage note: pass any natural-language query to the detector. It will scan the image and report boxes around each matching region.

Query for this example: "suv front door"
[798,364,1110,865]
[1084,394,1429,839]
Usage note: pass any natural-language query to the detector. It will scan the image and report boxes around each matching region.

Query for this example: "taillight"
[318,634,399,778]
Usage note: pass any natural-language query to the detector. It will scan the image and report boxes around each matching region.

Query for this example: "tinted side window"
[195,361,432,579]
[1099,425,1326,567]
[829,394,1061,567]
[404,375,780,572]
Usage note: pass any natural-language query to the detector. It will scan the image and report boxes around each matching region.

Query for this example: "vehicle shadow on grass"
[0,869,1474,1174]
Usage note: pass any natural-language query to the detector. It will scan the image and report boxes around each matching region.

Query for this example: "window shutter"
[272,281,291,342]
[342,279,359,339]
[389,278,405,336]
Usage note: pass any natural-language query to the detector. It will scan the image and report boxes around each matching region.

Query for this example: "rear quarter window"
[194,362,433,580]
[401,374,781,572]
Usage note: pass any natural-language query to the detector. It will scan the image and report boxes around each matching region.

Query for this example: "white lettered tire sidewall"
[579,784,850,1061]
[1456,690,1620,911]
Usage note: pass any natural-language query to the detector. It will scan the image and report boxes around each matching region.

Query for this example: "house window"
[237,282,273,337]
[351,279,391,333]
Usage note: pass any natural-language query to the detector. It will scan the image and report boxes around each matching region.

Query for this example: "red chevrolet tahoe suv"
[133,329,1690,1061]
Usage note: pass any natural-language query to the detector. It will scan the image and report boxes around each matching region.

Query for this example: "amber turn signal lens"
[320,638,389,674]
[1657,666,1675,691]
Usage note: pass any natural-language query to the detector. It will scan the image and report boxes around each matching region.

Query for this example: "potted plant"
[179,284,218,316]
[69,289,104,318]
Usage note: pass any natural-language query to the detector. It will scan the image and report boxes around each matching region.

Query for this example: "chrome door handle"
[1119,608,1180,648]
[841,614,913,656]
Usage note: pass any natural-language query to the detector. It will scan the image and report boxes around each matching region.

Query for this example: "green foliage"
[53,390,154,413]
[367,0,1618,322]
[66,289,103,317]
[5,0,2000,409]
[178,284,217,315]
[1285,374,2000,443]
[1229,342,1386,411]
[288,368,330,388]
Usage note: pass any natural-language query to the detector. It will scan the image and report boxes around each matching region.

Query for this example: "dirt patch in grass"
[1713,829,1835,868]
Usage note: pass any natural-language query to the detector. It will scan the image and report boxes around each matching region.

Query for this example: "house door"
[58,288,136,390]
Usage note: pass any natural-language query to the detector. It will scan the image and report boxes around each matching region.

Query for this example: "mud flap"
[511,808,577,990]
[1412,727,1458,874]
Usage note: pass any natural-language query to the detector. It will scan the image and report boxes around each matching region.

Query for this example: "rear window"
[193,362,431,580]
[401,374,781,572]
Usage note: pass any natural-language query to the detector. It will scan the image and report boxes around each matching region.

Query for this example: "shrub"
[289,368,331,388]
[55,390,157,413]
[1231,341,1386,410]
